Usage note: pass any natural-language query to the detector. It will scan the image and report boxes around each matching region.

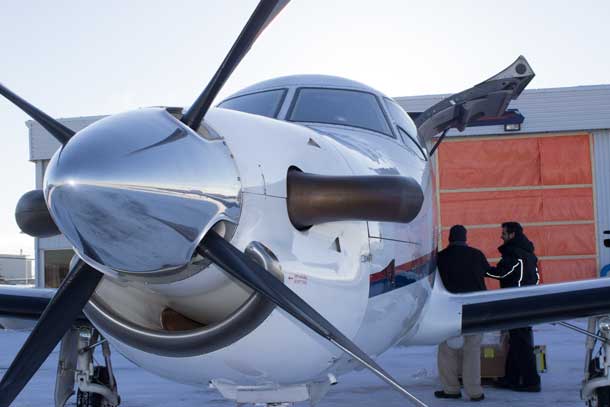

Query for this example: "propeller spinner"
[44,108,240,276]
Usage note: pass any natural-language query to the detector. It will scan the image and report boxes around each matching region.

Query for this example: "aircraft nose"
[44,108,241,276]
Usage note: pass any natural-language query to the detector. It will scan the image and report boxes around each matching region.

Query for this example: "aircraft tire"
[588,386,610,407]
[76,389,103,407]
[76,366,111,407]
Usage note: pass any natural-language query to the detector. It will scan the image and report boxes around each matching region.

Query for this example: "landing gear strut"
[55,325,120,407]
[580,316,610,407]
[76,327,120,407]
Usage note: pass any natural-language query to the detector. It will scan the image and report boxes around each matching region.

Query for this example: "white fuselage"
[88,105,437,391]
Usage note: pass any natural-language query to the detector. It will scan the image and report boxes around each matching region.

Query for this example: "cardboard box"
[480,340,508,379]
[457,332,508,379]
[457,332,546,379]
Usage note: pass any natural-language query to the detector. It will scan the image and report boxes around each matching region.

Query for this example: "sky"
[0,0,609,256]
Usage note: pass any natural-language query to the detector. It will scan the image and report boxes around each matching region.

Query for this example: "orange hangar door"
[436,133,598,288]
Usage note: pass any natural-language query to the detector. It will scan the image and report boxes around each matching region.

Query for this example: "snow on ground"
[1,321,589,406]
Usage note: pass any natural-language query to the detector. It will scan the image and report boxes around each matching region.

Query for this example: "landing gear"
[55,325,120,407]
[587,386,610,407]
[77,366,117,407]
[75,327,120,407]
[581,317,610,407]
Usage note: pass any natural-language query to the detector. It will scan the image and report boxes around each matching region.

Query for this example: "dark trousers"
[505,327,540,386]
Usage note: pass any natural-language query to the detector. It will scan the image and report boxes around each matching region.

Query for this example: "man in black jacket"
[435,225,488,402]
[486,221,541,392]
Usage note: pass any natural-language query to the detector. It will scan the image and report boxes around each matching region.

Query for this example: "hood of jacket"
[499,233,535,256]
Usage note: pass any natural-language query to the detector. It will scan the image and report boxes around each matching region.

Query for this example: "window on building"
[288,88,393,136]
[218,89,287,118]
[44,249,74,288]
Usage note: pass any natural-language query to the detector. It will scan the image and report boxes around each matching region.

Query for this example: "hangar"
[27,84,610,288]
[399,84,610,288]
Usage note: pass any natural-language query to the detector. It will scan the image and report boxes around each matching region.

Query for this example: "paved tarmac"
[0,321,588,406]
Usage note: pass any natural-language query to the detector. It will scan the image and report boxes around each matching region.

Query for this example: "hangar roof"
[395,84,610,137]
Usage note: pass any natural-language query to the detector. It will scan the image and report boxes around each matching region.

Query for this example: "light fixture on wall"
[504,123,521,132]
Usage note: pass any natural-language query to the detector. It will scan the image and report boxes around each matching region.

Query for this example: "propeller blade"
[198,231,427,407]
[181,0,289,131]
[0,82,74,144]
[0,258,102,407]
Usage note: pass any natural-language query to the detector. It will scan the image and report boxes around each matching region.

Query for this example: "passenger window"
[218,89,287,118]
[288,88,393,137]
[384,98,427,160]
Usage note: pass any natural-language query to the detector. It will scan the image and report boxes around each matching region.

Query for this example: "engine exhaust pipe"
[287,169,424,230]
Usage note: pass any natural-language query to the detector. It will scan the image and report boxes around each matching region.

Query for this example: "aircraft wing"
[460,277,610,334]
[408,273,610,344]
[414,55,535,143]
[0,285,56,329]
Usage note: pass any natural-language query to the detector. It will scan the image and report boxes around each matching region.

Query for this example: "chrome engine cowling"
[84,239,282,357]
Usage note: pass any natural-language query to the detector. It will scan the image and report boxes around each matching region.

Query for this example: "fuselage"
[75,75,437,389]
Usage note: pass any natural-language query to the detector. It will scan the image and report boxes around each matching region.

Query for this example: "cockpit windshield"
[218,89,287,118]
[288,88,392,136]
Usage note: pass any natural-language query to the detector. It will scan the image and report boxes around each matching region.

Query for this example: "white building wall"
[0,255,34,285]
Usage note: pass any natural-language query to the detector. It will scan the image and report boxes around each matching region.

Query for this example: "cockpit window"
[384,98,427,159]
[288,88,393,136]
[218,89,287,118]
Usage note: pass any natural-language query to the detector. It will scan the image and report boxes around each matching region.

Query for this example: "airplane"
[1,1,610,406]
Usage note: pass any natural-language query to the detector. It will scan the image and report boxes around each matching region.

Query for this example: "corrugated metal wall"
[396,85,610,138]
[594,129,610,272]
[28,116,105,161]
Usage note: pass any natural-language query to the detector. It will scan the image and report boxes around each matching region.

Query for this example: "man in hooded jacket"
[434,225,488,402]
[486,221,541,392]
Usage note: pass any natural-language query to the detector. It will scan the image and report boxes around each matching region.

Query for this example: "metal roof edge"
[393,84,610,102]
[26,114,108,128]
